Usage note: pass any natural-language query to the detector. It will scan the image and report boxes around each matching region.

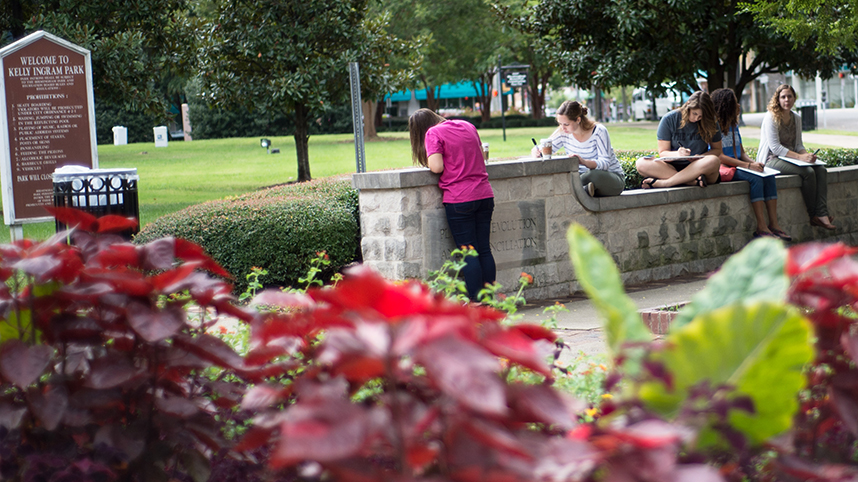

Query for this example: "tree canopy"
[744,0,858,56]
[199,0,419,181]
[1,0,199,119]
[516,0,858,102]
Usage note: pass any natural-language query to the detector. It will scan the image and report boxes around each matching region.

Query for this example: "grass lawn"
[0,121,824,243]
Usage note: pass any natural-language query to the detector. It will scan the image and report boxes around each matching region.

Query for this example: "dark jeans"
[444,197,496,301]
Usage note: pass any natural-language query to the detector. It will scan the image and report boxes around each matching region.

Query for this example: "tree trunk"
[9,0,25,39]
[294,102,312,182]
[473,78,493,123]
[362,100,378,140]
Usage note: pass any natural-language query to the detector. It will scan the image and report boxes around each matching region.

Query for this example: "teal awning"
[386,81,510,102]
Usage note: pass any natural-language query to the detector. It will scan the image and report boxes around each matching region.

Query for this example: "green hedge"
[134,178,360,293]
[616,148,858,191]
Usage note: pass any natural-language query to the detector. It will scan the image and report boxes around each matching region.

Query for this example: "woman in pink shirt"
[409,108,495,301]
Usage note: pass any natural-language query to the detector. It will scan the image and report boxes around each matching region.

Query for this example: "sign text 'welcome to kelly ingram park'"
[0,30,97,226]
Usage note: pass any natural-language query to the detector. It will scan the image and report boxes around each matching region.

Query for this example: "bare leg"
[749,201,771,233]
[636,155,720,188]
[764,199,782,231]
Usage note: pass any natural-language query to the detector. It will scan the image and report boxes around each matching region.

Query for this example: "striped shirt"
[550,124,625,176]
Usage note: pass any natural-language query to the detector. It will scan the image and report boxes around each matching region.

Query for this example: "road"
[743,107,858,131]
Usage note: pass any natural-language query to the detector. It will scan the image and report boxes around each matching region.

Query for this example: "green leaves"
[566,224,649,355]
[567,223,813,446]
[672,237,788,328]
[640,302,813,444]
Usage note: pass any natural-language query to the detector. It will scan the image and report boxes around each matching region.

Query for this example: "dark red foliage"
[243,265,729,481]
[782,242,858,479]
[0,210,246,481]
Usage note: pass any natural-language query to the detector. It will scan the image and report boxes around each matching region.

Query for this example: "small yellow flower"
[601,393,613,399]
[586,408,599,417]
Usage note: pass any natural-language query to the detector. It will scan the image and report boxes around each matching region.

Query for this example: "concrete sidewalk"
[516,273,712,357]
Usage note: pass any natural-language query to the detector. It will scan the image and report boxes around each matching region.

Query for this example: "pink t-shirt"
[425,120,494,204]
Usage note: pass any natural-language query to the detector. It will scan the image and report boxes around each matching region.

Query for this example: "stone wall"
[352,157,858,300]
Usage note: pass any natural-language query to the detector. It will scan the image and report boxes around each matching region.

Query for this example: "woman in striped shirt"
[531,101,625,197]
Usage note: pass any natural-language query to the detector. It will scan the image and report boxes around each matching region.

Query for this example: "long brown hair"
[556,100,595,131]
[711,88,740,133]
[408,108,446,167]
[679,91,718,143]
[767,84,797,127]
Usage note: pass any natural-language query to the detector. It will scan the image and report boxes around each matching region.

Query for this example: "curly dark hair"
[711,88,740,134]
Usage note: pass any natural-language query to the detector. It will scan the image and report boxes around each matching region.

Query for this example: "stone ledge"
[639,302,689,335]
[352,157,578,190]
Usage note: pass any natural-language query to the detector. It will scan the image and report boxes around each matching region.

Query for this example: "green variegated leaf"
[1,310,32,343]
[640,301,813,444]
[567,224,649,355]
[673,237,787,328]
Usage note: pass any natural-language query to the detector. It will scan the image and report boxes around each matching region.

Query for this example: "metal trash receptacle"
[52,166,140,239]
[800,105,817,131]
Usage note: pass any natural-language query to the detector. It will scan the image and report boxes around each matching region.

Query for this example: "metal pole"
[349,62,367,173]
[499,55,506,142]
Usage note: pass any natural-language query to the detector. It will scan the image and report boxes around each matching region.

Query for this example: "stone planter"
[638,302,688,335]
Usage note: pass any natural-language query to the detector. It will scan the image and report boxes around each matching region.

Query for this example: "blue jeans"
[733,169,777,203]
[444,197,496,301]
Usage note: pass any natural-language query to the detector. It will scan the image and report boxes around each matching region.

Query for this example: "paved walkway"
[516,273,712,358]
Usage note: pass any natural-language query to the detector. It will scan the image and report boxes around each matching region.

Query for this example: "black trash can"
[800,105,817,131]
[52,167,140,239]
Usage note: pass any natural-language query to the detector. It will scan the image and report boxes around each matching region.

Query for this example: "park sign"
[0,31,97,226]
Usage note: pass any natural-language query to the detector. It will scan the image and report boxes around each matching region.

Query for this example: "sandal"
[696,175,708,188]
[641,178,657,189]
[768,227,792,242]
[753,230,778,239]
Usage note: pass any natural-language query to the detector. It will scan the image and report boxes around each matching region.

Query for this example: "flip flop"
[641,178,657,189]
[696,175,708,188]
[768,227,793,242]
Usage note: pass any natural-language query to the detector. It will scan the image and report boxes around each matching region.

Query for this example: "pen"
[813,148,820,155]
[532,138,538,147]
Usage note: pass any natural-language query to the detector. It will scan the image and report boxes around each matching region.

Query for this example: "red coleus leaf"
[786,242,858,277]
[0,340,54,388]
[89,243,139,268]
[842,331,858,364]
[241,383,292,411]
[483,328,552,376]
[0,402,27,430]
[94,215,138,234]
[514,323,558,343]
[139,237,176,270]
[94,424,146,461]
[27,384,69,430]
[829,386,858,437]
[81,268,153,297]
[311,265,433,320]
[174,333,245,371]
[271,398,374,468]
[670,465,726,482]
[127,303,185,342]
[406,442,440,470]
[775,454,858,481]
[462,418,532,459]
[174,238,232,279]
[45,206,98,231]
[245,336,303,366]
[252,289,314,310]
[234,426,277,452]
[415,335,507,416]
[86,356,142,389]
[155,394,200,419]
[609,419,685,449]
[212,298,256,323]
[508,383,584,430]
[535,437,601,481]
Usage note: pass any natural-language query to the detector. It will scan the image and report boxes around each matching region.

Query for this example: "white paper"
[736,166,780,177]
[777,155,826,166]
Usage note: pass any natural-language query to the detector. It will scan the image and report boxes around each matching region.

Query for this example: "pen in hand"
[532,138,542,157]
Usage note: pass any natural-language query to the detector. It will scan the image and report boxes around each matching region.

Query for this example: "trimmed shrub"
[135,177,360,292]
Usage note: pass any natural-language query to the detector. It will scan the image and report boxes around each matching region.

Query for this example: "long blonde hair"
[767,84,797,127]
[408,108,446,167]
[679,91,718,143]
